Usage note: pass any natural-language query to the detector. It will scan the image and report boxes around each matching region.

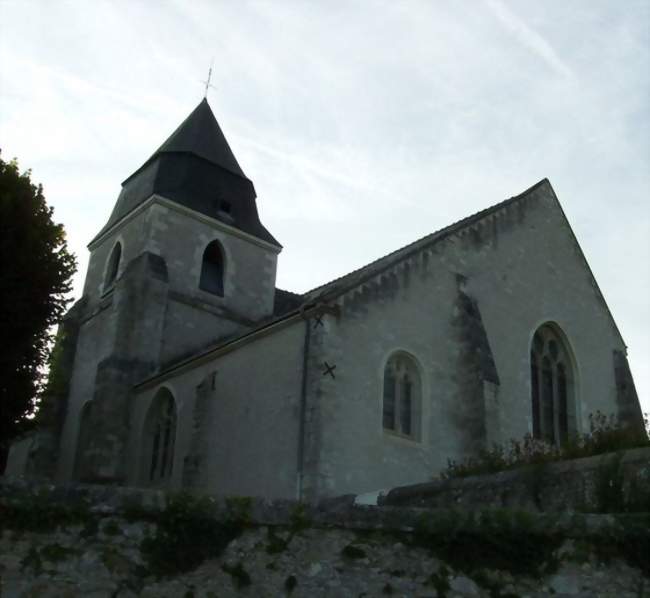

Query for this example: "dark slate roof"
[91,99,280,247]
[273,288,303,316]
[302,178,553,303]
[133,98,247,182]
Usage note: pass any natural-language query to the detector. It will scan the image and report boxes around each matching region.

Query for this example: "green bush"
[140,493,248,577]
[413,510,561,578]
[441,411,649,481]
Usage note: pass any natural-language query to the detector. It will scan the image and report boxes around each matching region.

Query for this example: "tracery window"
[104,242,122,290]
[383,352,421,439]
[530,325,576,445]
[200,240,225,296]
[143,389,177,484]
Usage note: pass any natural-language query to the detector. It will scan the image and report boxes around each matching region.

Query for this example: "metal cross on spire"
[201,60,217,98]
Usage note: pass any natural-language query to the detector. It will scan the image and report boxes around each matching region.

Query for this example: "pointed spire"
[92,100,280,248]
[146,99,247,180]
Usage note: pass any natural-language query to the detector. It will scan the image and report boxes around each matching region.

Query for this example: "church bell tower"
[41,99,281,483]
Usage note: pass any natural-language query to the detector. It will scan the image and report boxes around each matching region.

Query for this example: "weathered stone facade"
[5,99,643,501]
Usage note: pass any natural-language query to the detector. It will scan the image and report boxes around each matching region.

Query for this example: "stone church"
[6,99,642,500]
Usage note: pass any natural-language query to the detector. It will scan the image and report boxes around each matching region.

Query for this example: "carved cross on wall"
[322,361,337,379]
[313,314,325,328]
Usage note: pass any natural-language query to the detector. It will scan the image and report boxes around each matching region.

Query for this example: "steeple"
[93,99,279,247]
[150,98,247,179]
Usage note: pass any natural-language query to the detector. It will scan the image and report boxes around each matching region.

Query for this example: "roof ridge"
[304,178,550,300]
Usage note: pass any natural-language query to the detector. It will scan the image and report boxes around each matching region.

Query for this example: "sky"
[0,1,648,414]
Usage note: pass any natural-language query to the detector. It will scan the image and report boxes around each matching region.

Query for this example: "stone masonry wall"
[380,446,650,512]
[1,477,648,597]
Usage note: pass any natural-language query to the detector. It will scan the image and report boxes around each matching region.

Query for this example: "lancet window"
[383,352,421,440]
[200,239,225,296]
[530,325,576,445]
[143,389,177,484]
[104,241,122,290]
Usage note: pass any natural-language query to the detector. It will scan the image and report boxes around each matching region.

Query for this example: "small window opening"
[104,242,122,289]
[200,240,225,296]
[220,200,232,214]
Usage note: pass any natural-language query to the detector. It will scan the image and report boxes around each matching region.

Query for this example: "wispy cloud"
[0,1,647,411]
[485,0,574,79]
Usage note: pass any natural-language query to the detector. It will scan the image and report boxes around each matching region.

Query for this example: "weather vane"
[201,60,217,98]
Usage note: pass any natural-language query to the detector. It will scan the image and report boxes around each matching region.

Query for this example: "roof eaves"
[305,178,551,303]
[134,302,316,390]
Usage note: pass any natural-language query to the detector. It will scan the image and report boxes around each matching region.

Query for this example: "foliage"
[266,526,291,554]
[0,490,94,533]
[40,542,78,562]
[426,565,451,597]
[101,519,122,536]
[0,152,76,464]
[140,493,248,577]
[413,509,561,578]
[284,574,297,593]
[221,561,252,588]
[288,501,310,532]
[591,514,650,576]
[21,546,43,575]
[441,411,649,480]
[341,544,367,559]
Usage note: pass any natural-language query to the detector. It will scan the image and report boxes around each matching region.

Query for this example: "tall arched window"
[142,388,177,484]
[383,352,421,440]
[530,324,576,445]
[200,240,225,296]
[104,242,122,289]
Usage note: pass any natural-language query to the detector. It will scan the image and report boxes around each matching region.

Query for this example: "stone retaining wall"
[1,476,648,597]
[379,447,650,511]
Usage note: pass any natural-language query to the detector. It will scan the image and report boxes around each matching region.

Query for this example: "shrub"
[140,493,248,577]
[441,411,649,481]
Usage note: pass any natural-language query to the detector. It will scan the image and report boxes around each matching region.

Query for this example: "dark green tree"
[0,152,76,468]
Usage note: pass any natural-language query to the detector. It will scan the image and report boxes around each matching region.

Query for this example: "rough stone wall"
[147,200,279,364]
[27,192,280,485]
[451,278,501,454]
[3,517,646,598]
[307,182,636,498]
[613,349,645,432]
[128,320,305,497]
[380,446,650,512]
[83,198,279,369]
[0,479,647,598]
[76,252,170,483]
[56,302,115,481]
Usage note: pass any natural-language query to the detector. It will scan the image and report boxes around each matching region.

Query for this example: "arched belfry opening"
[200,239,225,296]
[141,388,177,485]
[104,242,122,289]
[530,324,577,445]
